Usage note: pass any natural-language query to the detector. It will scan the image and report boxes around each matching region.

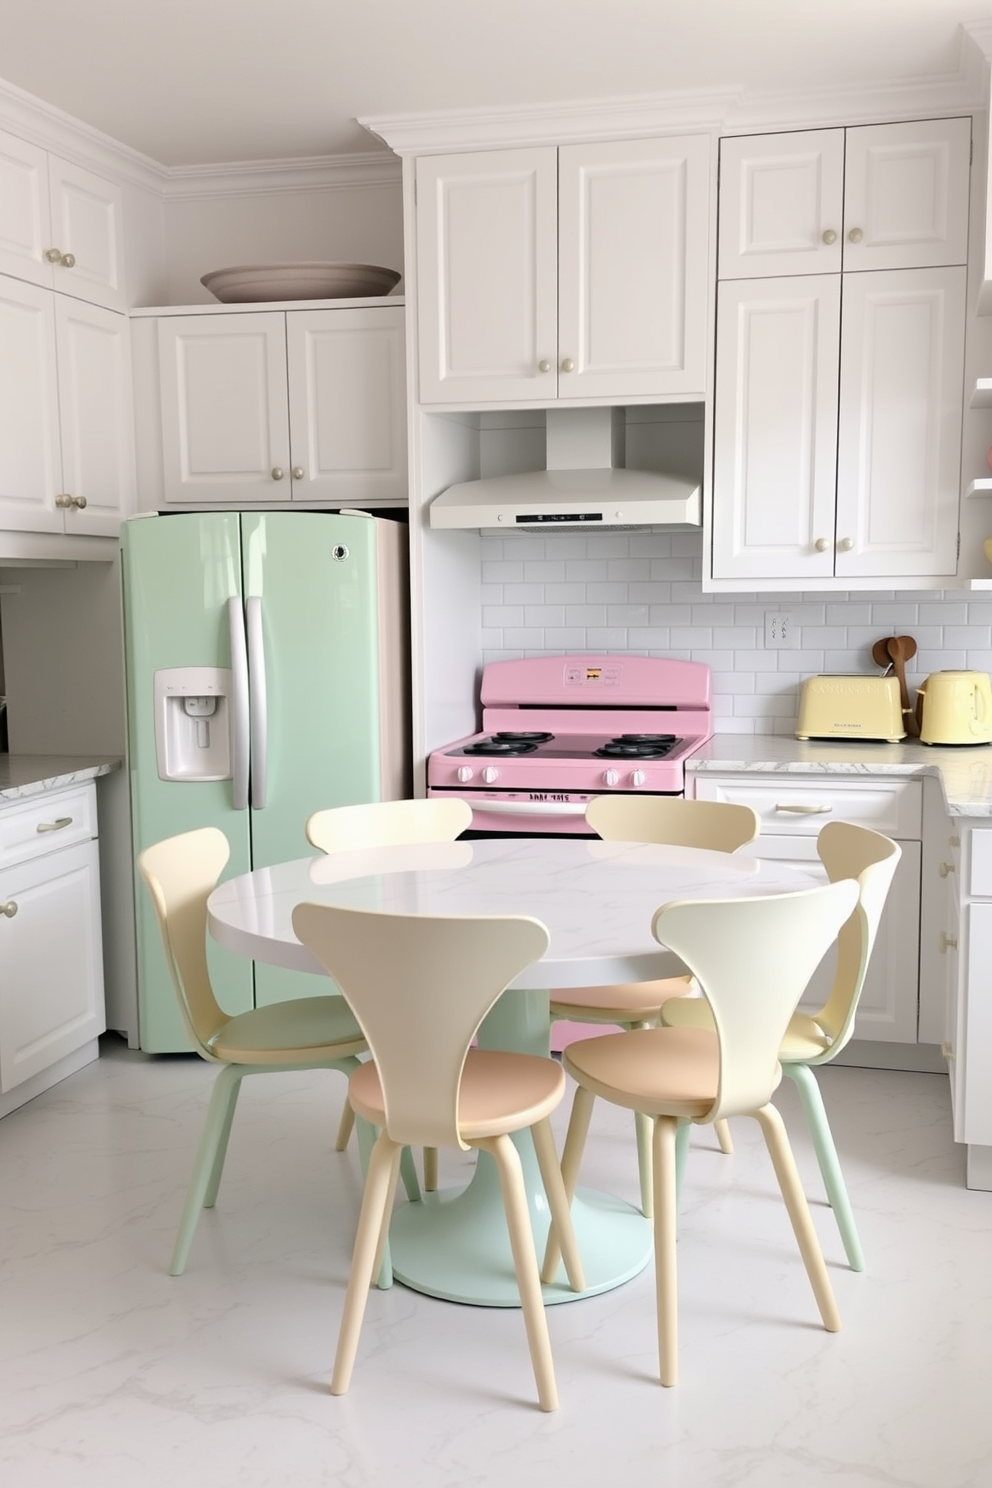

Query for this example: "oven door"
[427,786,681,837]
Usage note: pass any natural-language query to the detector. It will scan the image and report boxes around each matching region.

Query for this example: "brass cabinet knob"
[940,931,958,953]
[838,537,854,551]
[71,494,87,509]
[54,493,73,508]
[560,357,575,373]
[44,247,63,263]
[61,252,76,268]
[938,861,956,877]
[271,467,284,481]
[291,467,304,481]
[0,901,17,918]
[538,359,552,374]
[814,537,830,552]
[847,227,864,244]
[822,229,838,245]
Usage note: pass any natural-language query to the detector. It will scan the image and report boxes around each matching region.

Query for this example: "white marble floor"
[1,1037,990,1488]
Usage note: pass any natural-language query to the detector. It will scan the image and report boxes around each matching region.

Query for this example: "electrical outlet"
[765,612,797,649]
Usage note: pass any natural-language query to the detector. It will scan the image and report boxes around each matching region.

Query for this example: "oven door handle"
[469,800,589,817]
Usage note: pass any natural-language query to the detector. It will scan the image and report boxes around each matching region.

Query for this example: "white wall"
[478,529,992,734]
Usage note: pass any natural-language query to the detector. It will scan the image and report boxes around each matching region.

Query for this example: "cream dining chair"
[660,820,901,1271]
[543,878,860,1387]
[549,794,761,1214]
[305,797,473,1190]
[138,826,382,1277]
[292,901,585,1413]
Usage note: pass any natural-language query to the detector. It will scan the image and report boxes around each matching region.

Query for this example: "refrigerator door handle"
[246,596,268,810]
[228,596,250,811]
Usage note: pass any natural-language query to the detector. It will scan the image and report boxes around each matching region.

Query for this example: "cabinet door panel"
[0,129,53,289]
[835,267,963,578]
[962,902,992,1144]
[712,275,839,578]
[558,135,710,399]
[55,298,135,535]
[844,118,971,271]
[718,129,844,279]
[158,313,290,504]
[0,278,63,533]
[47,156,126,311]
[416,147,558,404]
[0,839,105,1092]
[287,306,407,503]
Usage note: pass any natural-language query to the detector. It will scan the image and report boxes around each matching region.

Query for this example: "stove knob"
[457,766,474,783]
[630,769,646,787]
[603,768,620,787]
[482,766,499,784]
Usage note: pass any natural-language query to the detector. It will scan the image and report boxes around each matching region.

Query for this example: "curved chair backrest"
[652,880,859,1123]
[811,821,901,1058]
[137,827,231,1061]
[292,904,549,1151]
[305,798,472,854]
[586,794,760,852]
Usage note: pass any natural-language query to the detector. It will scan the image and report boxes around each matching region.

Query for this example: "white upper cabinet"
[719,118,970,279]
[0,277,134,537]
[0,128,126,311]
[415,135,710,405]
[156,304,407,507]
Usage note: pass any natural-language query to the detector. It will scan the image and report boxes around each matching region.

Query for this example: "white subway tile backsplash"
[478,532,992,734]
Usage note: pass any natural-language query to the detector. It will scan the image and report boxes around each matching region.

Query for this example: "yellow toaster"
[796,675,906,742]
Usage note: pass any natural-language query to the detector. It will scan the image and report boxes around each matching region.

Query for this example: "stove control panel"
[482,766,499,784]
[457,766,473,782]
[603,769,619,787]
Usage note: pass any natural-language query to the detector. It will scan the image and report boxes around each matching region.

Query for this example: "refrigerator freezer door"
[122,512,254,1050]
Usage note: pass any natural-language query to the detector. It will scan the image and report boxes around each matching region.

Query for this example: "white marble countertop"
[687,734,992,818]
[0,755,122,804]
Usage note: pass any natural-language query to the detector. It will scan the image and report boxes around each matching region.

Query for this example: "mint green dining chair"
[659,820,901,1271]
[138,826,419,1277]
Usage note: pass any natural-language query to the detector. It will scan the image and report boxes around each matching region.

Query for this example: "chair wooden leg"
[653,1114,679,1387]
[331,1133,403,1396]
[481,1133,559,1412]
[540,1082,595,1281]
[754,1102,841,1334]
[355,1116,393,1289]
[201,1064,245,1210]
[170,1063,244,1276]
[423,1147,439,1192]
[635,1109,654,1217]
[335,1095,356,1152]
[785,1062,865,1271]
[531,1117,586,1292]
[714,1118,734,1155]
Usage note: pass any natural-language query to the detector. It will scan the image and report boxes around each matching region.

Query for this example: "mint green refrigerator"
[122,510,410,1052]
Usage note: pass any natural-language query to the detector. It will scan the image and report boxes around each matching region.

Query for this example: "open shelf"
[966,477,992,498]
[971,378,992,408]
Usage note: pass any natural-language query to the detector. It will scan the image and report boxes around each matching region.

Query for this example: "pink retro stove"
[427,654,713,835]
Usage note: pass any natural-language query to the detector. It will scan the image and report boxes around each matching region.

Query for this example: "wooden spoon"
[886,635,920,738]
[871,638,894,674]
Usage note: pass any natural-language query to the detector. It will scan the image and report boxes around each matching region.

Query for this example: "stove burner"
[462,737,540,756]
[594,734,679,759]
[492,731,554,743]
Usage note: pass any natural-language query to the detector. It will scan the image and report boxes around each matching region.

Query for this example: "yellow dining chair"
[139,826,375,1277]
[543,878,860,1387]
[550,794,761,1214]
[292,902,585,1412]
[660,820,901,1270]
[305,797,473,1190]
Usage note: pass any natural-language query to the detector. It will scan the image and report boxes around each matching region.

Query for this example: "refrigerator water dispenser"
[154,667,234,781]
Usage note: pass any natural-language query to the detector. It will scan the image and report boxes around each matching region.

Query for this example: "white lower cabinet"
[944,822,992,1188]
[691,775,922,1044]
[0,783,105,1112]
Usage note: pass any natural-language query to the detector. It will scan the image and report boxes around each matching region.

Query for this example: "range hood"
[429,408,702,532]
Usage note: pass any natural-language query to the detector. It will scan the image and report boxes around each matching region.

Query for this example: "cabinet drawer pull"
[36,816,73,833]
[940,931,958,953]
[774,803,833,815]
[938,862,956,878]
[0,901,17,917]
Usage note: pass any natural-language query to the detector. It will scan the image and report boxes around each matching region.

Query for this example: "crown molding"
[160,151,401,201]
[721,70,985,135]
[360,89,740,155]
[0,75,164,195]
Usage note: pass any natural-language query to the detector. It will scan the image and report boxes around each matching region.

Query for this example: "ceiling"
[1,0,992,168]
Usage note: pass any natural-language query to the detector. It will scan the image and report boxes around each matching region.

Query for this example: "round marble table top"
[207,836,818,989]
